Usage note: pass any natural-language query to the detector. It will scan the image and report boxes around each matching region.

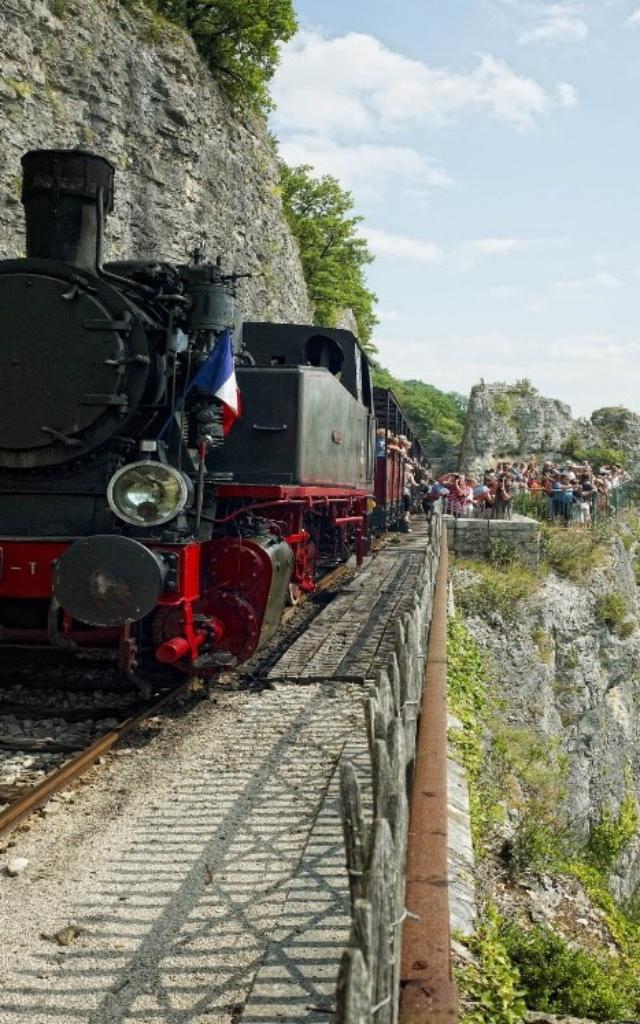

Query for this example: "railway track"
[0,677,196,840]
[0,551,373,844]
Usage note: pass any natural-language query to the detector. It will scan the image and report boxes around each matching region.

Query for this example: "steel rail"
[0,677,195,839]
[399,531,459,1024]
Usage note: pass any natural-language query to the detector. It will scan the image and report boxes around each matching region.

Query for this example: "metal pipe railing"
[399,530,458,1024]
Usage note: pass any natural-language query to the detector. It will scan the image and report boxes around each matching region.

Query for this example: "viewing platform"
[445,512,541,568]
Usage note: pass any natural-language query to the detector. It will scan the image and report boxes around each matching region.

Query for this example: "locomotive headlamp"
[107,461,190,527]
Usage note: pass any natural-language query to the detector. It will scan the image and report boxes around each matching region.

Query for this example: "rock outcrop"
[0,0,312,323]
[459,381,640,477]
[459,382,592,475]
[591,406,640,471]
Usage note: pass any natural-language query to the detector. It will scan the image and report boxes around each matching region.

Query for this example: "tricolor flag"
[190,329,242,436]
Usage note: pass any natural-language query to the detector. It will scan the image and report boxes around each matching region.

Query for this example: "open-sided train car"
[372,386,425,530]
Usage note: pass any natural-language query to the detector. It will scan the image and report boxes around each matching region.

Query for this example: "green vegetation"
[279,163,378,347]
[447,618,497,843]
[624,513,640,542]
[453,558,542,622]
[514,378,536,396]
[126,0,297,108]
[492,393,516,420]
[569,860,640,968]
[541,521,608,581]
[580,445,627,469]
[511,489,547,520]
[501,922,636,1021]
[488,537,518,569]
[458,907,526,1024]
[371,365,467,448]
[594,590,632,634]
[49,0,70,15]
[587,778,639,871]
[531,627,554,665]
[487,381,537,429]
[562,433,626,469]
[3,78,33,99]
[492,723,570,878]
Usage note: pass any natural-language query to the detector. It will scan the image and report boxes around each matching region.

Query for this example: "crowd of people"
[420,459,631,524]
[375,425,631,530]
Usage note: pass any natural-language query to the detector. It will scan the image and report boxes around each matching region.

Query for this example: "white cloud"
[277,135,453,200]
[357,230,569,266]
[552,271,623,291]
[465,237,533,256]
[453,234,567,269]
[519,9,588,45]
[627,8,640,25]
[372,330,640,417]
[492,2,589,46]
[491,284,525,298]
[360,228,444,263]
[272,30,578,135]
[555,82,578,108]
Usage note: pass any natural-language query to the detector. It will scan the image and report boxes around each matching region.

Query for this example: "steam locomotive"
[0,148,412,691]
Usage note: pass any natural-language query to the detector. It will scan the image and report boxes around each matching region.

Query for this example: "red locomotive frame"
[0,485,369,678]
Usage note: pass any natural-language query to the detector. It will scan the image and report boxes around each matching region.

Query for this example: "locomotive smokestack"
[20,149,115,271]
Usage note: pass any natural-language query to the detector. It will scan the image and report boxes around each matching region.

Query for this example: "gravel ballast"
[0,682,362,1024]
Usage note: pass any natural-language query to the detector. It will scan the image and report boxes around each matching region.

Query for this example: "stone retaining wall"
[446,515,541,568]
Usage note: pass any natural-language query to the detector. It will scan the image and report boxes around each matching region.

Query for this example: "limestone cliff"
[459,381,640,477]
[453,520,640,1021]
[458,533,640,899]
[0,0,312,323]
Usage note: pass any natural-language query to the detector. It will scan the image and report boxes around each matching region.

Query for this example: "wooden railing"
[336,517,455,1023]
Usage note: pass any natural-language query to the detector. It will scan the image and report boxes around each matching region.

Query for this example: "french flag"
[190,329,242,436]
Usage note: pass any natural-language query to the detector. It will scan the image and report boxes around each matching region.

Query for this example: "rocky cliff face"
[459,382,640,477]
[456,529,640,901]
[0,0,312,323]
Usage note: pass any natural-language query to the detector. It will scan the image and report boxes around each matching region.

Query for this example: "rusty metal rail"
[399,534,458,1023]
[0,677,195,839]
[336,517,451,1023]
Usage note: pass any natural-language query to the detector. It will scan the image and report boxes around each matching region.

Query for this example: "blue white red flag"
[190,329,241,435]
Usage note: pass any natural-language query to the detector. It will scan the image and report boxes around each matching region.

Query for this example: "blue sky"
[270,1,640,417]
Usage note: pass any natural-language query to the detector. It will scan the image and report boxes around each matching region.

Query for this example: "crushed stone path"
[0,684,361,1024]
[0,522,432,1024]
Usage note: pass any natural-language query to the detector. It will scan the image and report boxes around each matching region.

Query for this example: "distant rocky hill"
[459,380,640,476]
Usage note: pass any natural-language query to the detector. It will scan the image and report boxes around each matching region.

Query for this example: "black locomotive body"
[0,148,377,689]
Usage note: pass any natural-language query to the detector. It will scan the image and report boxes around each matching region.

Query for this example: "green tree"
[279,162,378,348]
[372,365,467,447]
[143,0,297,108]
